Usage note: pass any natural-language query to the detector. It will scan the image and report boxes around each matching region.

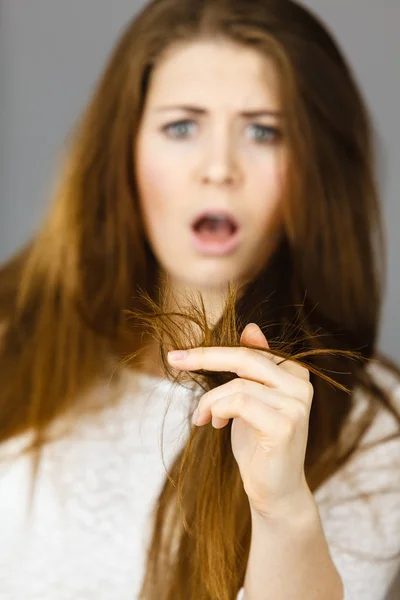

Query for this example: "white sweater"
[0,363,399,600]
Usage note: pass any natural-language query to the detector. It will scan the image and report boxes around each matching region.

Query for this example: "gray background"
[0,2,399,597]
[0,0,399,366]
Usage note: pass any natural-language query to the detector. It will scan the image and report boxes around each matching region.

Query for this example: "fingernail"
[168,350,188,361]
[192,408,200,425]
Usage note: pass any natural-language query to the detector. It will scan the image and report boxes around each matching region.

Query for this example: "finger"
[240,324,309,382]
[194,394,299,441]
[276,357,310,382]
[198,383,310,430]
[240,323,269,349]
[241,323,279,365]
[168,346,313,403]
[200,378,311,413]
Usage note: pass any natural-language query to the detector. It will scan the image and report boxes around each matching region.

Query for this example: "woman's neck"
[132,277,230,378]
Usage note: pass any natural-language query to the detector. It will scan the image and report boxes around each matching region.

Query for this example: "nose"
[202,164,237,186]
[200,131,242,187]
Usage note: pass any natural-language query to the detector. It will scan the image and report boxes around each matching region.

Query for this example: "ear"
[240,323,269,349]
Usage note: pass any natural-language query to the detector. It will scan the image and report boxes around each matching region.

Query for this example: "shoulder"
[0,431,36,551]
[367,358,400,400]
[314,360,400,575]
[313,357,400,535]
[313,360,400,598]
[357,359,400,446]
[315,359,400,502]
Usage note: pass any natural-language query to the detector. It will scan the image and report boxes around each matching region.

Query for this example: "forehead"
[146,40,281,111]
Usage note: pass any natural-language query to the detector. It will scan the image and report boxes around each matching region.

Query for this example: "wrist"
[250,485,319,529]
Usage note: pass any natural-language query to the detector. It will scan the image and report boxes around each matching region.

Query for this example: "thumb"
[240,323,269,349]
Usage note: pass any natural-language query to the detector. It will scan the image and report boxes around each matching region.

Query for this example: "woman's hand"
[167,323,315,520]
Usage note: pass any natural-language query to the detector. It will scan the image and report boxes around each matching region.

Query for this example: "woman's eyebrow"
[154,105,283,118]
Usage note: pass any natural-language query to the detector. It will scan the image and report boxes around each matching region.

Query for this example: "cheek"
[135,145,185,254]
[248,152,287,229]
[135,154,172,235]
[136,139,189,218]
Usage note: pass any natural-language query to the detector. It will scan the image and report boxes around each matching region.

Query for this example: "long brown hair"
[0,0,399,598]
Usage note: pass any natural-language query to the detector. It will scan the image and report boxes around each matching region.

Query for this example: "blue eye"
[163,120,197,139]
[248,124,281,143]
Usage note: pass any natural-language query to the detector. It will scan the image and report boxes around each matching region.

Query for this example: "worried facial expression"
[135,40,287,292]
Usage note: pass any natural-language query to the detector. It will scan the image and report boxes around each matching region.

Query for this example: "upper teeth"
[201,215,230,222]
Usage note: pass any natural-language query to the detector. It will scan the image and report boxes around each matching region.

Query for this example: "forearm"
[242,493,344,600]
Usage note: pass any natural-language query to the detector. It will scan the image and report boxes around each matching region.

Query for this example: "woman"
[0,0,399,598]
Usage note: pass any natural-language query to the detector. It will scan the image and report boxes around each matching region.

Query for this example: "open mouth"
[193,214,238,239]
[191,212,240,256]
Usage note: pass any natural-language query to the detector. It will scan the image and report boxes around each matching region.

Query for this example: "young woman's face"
[135,40,287,292]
